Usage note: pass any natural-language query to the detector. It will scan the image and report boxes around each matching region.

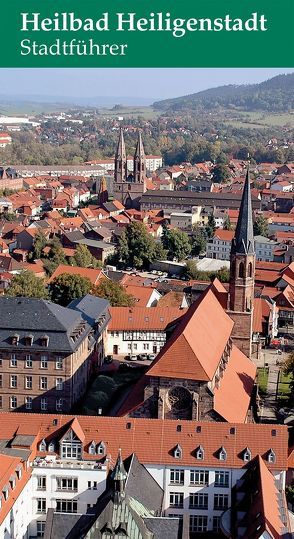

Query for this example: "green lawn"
[278,372,293,396]
[257,367,269,395]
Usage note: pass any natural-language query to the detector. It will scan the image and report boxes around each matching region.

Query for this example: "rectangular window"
[26,376,33,390]
[213,516,220,533]
[37,498,46,514]
[170,469,184,485]
[10,355,17,367]
[37,476,46,490]
[214,494,229,510]
[0,354,2,366]
[0,396,2,408]
[56,398,63,411]
[189,493,208,510]
[190,470,209,486]
[215,471,229,488]
[40,398,47,411]
[55,357,63,370]
[25,396,32,410]
[40,377,48,390]
[40,356,48,369]
[61,442,82,460]
[37,521,46,537]
[56,477,78,492]
[10,396,17,409]
[169,492,184,508]
[25,355,33,368]
[56,499,78,513]
[189,515,208,533]
[0,374,2,388]
[56,378,63,391]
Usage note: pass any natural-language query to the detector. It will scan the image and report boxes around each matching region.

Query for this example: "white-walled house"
[255,235,279,262]
[106,306,185,356]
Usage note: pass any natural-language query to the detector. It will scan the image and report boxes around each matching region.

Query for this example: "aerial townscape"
[0,72,294,538]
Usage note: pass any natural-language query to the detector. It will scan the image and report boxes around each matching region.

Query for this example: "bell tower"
[227,166,255,358]
[133,130,146,183]
[113,128,127,204]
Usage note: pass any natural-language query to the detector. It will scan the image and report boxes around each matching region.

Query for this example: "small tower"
[133,130,146,183]
[98,176,108,205]
[228,165,255,357]
[111,449,127,504]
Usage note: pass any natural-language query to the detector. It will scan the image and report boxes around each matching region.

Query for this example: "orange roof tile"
[214,229,234,241]
[148,288,234,381]
[109,306,185,331]
[48,264,104,285]
[214,345,256,422]
[123,285,159,307]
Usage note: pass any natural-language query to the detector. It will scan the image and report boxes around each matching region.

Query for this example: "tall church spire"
[133,130,146,183]
[231,165,254,256]
[115,128,127,183]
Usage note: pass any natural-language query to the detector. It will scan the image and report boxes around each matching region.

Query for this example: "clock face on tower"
[167,386,192,412]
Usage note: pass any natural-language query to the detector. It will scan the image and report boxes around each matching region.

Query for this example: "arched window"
[248,262,253,277]
[239,262,245,278]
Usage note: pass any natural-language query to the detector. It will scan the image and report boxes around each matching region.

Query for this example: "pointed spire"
[231,164,255,255]
[112,448,127,483]
[115,128,126,160]
[134,130,145,159]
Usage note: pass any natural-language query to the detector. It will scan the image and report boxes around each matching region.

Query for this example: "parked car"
[139,353,148,361]
[147,353,156,361]
[104,354,113,364]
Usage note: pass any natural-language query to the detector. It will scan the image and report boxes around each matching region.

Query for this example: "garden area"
[80,366,146,416]
[257,367,269,396]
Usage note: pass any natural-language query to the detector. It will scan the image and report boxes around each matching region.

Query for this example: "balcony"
[32,457,106,471]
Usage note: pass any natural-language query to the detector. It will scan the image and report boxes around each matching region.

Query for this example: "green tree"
[216,266,230,283]
[70,244,101,268]
[6,270,49,299]
[94,279,135,307]
[29,231,47,260]
[118,222,158,269]
[43,237,68,275]
[223,215,233,231]
[50,273,92,306]
[206,214,217,238]
[212,164,231,183]
[162,229,191,261]
[190,227,207,256]
[253,215,269,237]
[185,260,200,279]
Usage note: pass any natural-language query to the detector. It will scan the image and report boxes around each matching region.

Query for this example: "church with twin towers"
[113,129,147,209]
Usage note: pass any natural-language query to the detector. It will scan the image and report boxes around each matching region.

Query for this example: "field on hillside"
[100,106,159,120]
[224,111,294,129]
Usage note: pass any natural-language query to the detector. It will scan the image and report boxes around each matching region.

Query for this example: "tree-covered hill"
[153,73,294,113]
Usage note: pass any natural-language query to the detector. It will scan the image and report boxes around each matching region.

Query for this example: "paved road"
[255,348,289,424]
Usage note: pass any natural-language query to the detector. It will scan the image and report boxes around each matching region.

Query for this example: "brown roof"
[148,288,234,381]
[157,291,187,308]
[108,306,186,331]
[123,285,159,307]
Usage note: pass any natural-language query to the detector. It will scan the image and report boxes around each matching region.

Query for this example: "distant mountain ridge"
[153,73,294,113]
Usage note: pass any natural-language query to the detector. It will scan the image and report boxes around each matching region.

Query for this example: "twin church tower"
[113,129,255,357]
[113,129,147,209]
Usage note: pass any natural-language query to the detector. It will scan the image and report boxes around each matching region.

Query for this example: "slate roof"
[0,296,89,352]
[231,168,255,255]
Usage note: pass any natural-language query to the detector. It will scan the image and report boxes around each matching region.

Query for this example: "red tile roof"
[109,306,186,331]
[214,345,256,422]
[48,264,105,285]
[123,285,159,307]
[214,229,234,241]
[148,288,234,381]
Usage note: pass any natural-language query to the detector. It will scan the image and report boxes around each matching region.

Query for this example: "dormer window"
[25,334,34,346]
[16,466,22,480]
[11,334,19,346]
[41,335,49,347]
[243,448,251,462]
[60,429,82,460]
[219,447,227,461]
[89,441,96,455]
[268,449,276,463]
[195,445,204,460]
[39,439,47,452]
[173,444,183,459]
[48,441,55,453]
[9,476,16,490]
[97,442,106,456]
[2,486,8,501]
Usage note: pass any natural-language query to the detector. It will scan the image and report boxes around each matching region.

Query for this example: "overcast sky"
[0,68,293,101]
